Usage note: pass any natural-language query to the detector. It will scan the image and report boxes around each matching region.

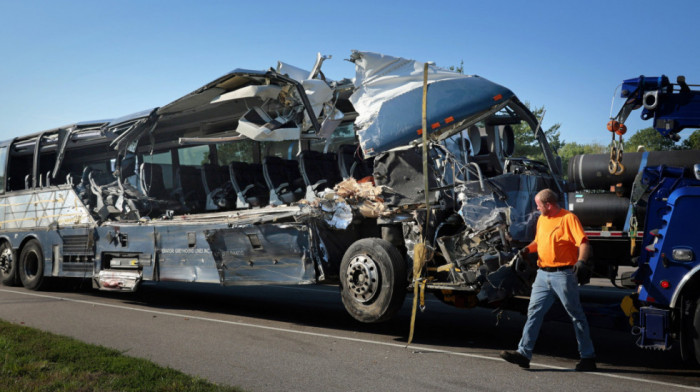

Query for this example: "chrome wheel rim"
[346,255,380,303]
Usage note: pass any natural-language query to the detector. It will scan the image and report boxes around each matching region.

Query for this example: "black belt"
[540,266,573,272]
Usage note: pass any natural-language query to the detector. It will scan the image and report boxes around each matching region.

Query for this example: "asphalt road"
[1,281,699,391]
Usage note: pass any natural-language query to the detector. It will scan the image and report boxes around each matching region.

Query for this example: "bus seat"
[262,156,304,205]
[140,163,169,200]
[299,151,342,197]
[338,144,373,180]
[176,166,207,212]
[321,152,342,187]
[201,163,233,210]
[229,162,269,208]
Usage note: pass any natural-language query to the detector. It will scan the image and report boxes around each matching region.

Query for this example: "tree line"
[444,63,698,177]
[512,104,700,179]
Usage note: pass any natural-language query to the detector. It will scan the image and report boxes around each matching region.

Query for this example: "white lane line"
[2,288,698,391]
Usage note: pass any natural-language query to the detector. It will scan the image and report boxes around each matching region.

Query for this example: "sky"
[1,0,698,148]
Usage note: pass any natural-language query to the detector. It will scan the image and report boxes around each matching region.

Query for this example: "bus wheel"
[19,240,46,291]
[0,242,19,286]
[340,238,406,323]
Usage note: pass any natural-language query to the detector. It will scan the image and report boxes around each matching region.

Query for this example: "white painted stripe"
[2,288,698,390]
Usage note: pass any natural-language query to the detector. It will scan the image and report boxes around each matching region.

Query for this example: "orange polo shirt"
[525,208,587,268]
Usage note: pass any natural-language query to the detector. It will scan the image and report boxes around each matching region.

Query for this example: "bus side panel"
[0,188,95,279]
[205,224,315,285]
[55,226,94,277]
[0,188,92,230]
[95,225,156,281]
[155,223,226,284]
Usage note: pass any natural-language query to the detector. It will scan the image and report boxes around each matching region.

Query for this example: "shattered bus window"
[216,139,257,165]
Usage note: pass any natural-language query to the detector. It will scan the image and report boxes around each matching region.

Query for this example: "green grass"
[0,320,243,392]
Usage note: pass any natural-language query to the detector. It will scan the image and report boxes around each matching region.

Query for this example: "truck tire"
[0,242,19,286]
[340,238,407,323]
[19,240,46,291]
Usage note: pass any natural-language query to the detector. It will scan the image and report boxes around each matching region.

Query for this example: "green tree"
[558,141,608,157]
[215,140,256,165]
[558,142,608,178]
[625,127,676,151]
[511,103,563,161]
[680,129,700,150]
[448,60,464,74]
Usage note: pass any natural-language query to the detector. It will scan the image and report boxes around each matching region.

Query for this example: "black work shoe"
[575,357,597,372]
[500,350,530,368]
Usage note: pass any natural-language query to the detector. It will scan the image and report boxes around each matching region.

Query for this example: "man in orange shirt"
[500,189,597,371]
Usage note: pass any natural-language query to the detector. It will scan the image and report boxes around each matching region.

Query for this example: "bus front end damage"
[328,52,563,321]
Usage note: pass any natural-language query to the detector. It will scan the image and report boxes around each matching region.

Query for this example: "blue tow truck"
[606,75,700,364]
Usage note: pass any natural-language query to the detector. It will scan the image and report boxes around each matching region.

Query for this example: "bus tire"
[339,238,406,323]
[0,242,19,286]
[19,240,46,291]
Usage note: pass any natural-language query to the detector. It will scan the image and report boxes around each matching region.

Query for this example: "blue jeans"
[516,269,595,360]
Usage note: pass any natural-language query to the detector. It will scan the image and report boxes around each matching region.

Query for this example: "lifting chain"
[629,215,638,255]
[607,120,627,175]
[495,309,504,326]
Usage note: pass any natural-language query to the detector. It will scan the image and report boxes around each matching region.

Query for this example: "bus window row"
[138,144,373,215]
[1,137,372,220]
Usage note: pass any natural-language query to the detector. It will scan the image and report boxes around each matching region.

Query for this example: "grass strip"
[0,320,243,392]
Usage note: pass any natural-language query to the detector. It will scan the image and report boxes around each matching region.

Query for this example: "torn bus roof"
[153,68,329,142]
[104,51,518,157]
[349,51,515,157]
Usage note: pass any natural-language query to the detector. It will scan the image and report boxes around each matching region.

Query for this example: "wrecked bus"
[0,51,564,323]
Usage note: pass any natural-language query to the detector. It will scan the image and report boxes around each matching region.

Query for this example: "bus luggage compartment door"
[205,224,315,285]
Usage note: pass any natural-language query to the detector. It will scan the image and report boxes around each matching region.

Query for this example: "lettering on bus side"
[160,248,213,254]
